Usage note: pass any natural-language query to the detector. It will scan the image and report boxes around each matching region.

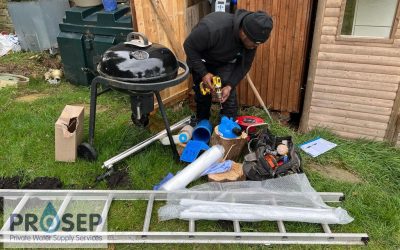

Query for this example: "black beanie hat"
[242,11,273,43]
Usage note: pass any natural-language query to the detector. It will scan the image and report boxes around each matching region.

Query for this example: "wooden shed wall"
[300,0,400,143]
[237,0,314,113]
[131,0,209,105]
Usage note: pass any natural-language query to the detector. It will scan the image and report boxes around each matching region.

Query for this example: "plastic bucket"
[102,0,117,12]
[192,119,212,143]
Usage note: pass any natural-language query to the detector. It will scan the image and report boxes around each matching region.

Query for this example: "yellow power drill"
[200,76,223,109]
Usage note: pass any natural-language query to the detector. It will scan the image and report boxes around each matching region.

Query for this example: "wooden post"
[299,0,327,132]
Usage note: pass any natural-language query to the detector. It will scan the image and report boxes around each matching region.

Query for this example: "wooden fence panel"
[237,0,313,113]
[131,0,210,105]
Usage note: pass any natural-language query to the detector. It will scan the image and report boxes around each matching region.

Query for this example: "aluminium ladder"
[0,189,369,246]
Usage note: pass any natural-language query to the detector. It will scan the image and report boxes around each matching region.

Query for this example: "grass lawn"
[0,52,399,249]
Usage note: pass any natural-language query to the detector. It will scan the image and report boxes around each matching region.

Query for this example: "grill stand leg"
[88,79,99,146]
[79,77,111,161]
[154,91,179,161]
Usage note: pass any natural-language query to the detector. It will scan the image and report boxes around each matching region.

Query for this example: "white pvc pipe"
[160,145,225,191]
[177,200,353,224]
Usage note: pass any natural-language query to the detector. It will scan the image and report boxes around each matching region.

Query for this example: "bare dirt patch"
[15,93,49,102]
[308,163,362,183]
[0,53,61,78]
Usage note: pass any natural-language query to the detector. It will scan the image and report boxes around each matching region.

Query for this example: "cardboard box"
[55,105,84,162]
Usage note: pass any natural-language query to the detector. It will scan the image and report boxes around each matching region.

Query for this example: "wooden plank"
[273,0,289,109]
[309,113,388,130]
[395,28,400,39]
[319,44,400,57]
[133,0,145,35]
[311,98,393,116]
[390,0,400,38]
[299,0,326,132]
[260,0,273,110]
[281,0,297,110]
[322,26,337,35]
[238,0,250,105]
[334,38,397,48]
[336,0,346,36]
[186,4,200,34]
[312,91,394,108]
[322,17,339,26]
[314,76,399,92]
[247,0,257,105]
[251,0,262,106]
[310,106,390,123]
[130,0,138,31]
[327,130,384,141]
[324,7,340,17]
[313,84,396,100]
[318,52,400,67]
[309,119,386,138]
[150,0,185,60]
[325,0,342,8]
[293,0,313,112]
[320,34,336,44]
[317,61,400,76]
[315,68,400,84]
[267,0,279,109]
[287,0,305,112]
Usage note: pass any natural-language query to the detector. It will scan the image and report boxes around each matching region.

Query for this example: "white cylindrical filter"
[160,135,180,145]
[160,125,194,145]
[160,145,225,191]
[178,125,193,143]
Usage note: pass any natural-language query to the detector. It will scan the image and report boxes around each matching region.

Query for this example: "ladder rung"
[49,194,72,232]
[96,194,113,232]
[143,194,155,233]
[189,220,195,233]
[322,223,332,234]
[1,194,30,231]
[233,220,240,233]
[277,221,287,233]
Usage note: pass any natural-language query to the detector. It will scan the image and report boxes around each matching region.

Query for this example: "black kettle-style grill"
[78,32,189,161]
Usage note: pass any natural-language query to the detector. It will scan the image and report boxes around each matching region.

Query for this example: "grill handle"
[126,32,149,46]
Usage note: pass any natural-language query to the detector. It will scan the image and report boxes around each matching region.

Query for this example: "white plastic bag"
[158,174,354,224]
[0,34,21,57]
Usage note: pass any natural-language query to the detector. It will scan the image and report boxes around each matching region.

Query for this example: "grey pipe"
[102,116,191,169]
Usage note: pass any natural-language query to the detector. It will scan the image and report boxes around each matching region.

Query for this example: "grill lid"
[98,32,179,83]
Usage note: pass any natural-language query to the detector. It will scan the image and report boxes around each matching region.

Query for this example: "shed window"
[341,0,398,38]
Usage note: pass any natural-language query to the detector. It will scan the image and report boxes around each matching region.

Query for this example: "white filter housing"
[160,145,225,191]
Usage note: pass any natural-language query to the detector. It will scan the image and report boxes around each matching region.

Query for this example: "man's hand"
[201,73,214,91]
[221,85,232,103]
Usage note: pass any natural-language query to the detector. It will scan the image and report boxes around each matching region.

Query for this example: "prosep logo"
[9,202,102,233]
[39,202,60,233]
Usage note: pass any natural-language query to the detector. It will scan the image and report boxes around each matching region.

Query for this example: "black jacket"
[183,9,256,88]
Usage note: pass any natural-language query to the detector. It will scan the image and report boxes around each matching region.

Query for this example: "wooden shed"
[299,0,400,146]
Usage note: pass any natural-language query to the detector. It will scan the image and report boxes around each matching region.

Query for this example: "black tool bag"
[243,129,303,181]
